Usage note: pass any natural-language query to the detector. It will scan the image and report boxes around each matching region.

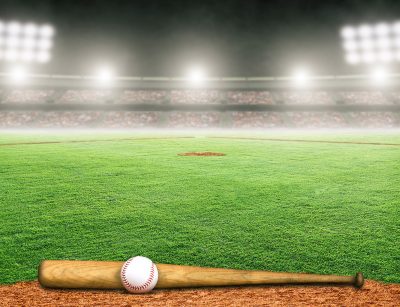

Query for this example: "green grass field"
[1,131,399,284]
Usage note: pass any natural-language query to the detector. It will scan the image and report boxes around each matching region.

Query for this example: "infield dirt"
[0,280,399,306]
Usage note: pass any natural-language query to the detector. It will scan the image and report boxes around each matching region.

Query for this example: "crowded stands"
[0,89,399,128]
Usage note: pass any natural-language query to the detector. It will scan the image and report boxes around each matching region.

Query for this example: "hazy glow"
[378,50,393,62]
[345,53,360,65]
[187,67,206,84]
[7,22,22,36]
[23,23,38,37]
[358,25,372,38]
[97,67,114,84]
[37,39,52,50]
[343,40,358,51]
[5,49,18,61]
[341,21,400,65]
[0,20,55,63]
[292,68,311,86]
[21,49,34,62]
[360,39,373,50]
[341,26,356,39]
[375,23,390,36]
[37,50,51,63]
[9,66,28,83]
[371,68,388,85]
[361,51,376,63]
[40,25,55,37]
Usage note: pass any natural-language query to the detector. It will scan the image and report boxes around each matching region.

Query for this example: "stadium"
[0,1,400,306]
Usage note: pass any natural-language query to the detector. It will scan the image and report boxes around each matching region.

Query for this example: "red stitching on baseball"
[121,258,156,292]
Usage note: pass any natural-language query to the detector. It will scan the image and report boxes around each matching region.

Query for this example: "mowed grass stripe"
[0,136,399,284]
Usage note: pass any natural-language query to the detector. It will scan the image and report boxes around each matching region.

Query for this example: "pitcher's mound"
[178,152,226,156]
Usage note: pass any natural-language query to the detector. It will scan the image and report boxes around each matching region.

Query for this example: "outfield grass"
[0,132,399,284]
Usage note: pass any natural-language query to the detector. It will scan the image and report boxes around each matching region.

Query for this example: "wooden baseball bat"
[38,260,364,289]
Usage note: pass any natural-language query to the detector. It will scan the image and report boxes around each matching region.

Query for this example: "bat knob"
[354,272,364,288]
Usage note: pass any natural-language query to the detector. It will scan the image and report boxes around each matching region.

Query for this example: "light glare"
[97,68,114,84]
[292,68,311,86]
[341,26,356,38]
[187,67,206,84]
[9,66,27,83]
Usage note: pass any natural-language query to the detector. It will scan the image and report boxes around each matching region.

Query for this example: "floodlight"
[6,36,20,48]
[22,37,36,49]
[345,52,360,64]
[377,37,391,49]
[9,66,28,83]
[97,67,114,84]
[36,51,50,63]
[371,68,388,84]
[0,20,55,64]
[378,50,393,62]
[393,22,400,34]
[7,21,22,36]
[24,23,38,37]
[375,23,390,36]
[292,68,311,86]
[39,25,54,37]
[341,26,356,39]
[360,39,373,50]
[343,40,358,51]
[358,25,373,38]
[187,67,206,84]
[361,51,376,63]
[341,21,400,64]
[5,49,18,61]
[21,50,34,62]
[37,39,52,50]
[394,37,400,48]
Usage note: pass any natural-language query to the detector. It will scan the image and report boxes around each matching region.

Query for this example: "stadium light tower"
[0,20,55,64]
[341,21,400,65]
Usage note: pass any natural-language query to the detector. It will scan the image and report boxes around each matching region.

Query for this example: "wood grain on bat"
[38,260,364,289]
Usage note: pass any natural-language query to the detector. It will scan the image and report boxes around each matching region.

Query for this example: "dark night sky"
[0,0,400,76]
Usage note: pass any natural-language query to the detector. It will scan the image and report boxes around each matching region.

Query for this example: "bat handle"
[354,272,364,288]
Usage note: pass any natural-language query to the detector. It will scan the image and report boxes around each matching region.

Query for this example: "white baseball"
[120,256,158,293]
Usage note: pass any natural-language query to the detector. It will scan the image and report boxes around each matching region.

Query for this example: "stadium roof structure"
[1,73,400,91]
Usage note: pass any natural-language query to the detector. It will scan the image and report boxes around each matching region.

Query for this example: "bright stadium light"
[341,26,356,39]
[343,39,358,51]
[292,68,311,86]
[5,49,19,61]
[371,67,388,85]
[361,51,376,63]
[21,49,34,62]
[23,23,38,37]
[346,52,360,65]
[9,66,28,83]
[393,22,400,34]
[187,67,206,85]
[39,25,54,38]
[36,50,51,63]
[358,25,373,38]
[0,20,55,64]
[341,21,400,65]
[375,23,390,37]
[7,21,22,36]
[360,38,374,50]
[96,67,114,84]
